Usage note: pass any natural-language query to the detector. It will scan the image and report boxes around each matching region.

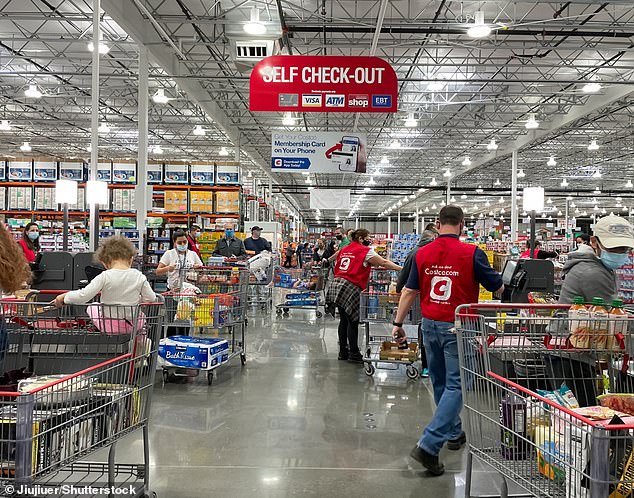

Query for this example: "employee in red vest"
[326,228,402,363]
[186,224,202,260]
[391,206,503,476]
[519,240,558,259]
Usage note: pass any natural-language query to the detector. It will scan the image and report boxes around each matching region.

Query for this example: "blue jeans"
[418,318,463,456]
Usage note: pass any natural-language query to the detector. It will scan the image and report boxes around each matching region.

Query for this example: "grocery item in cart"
[500,388,527,460]
[609,299,629,350]
[18,375,92,407]
[378,341,418,362]
[598,393,634,416]
[569,296,592,348]
[158,336,229,370]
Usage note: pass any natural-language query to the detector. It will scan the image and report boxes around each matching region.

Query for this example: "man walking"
[391,206,503,476]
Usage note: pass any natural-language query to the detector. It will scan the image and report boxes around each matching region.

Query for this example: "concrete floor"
[113,308,516,498]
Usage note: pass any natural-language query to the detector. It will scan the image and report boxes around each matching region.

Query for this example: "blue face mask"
[176,243,188,252]
[600,251,628,270]
[225,230,234,238]
[27,232,39,241]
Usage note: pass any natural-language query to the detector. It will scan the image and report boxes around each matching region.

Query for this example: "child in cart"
[52,236,157,334]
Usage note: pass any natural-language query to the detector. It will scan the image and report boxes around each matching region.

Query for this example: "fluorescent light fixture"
[87,41,110,55]
[476,186,483,193]
[594,187,601,194]
[525,113,539,129]
[485,200,491,207]
[404,114,417,127]
[193,125,205,136]
[523,186,545,212]
[55,179,78,205]
[461,156,471,166]
[390,139,401,149]
[0,120,11,131]
[97,122,110,134]
[500,208,506,214]
[547,156,557,167]
[424,207,429,212]
[450,196,456,203]
[627,180,633,188]
[247,170,253,178]
[282,113,295,126]
[517,169,526,178]
[429,177,438,186]
[494,178,501,186]
[499,196,504,204]
[152,89,169,104]
[557,211,563,216]
[461,194,468,199]
[86,180,108,205]
[397,201,403,207]
[24,84,42,99]
[467,10,491,38]
[560,178,569,187]
[244,7,267,35]
[601,208,607,214]
[380,156,389,165]
[152,145,163,154]
[592,169,602,178]
[86,145,92,153]
[19,141,31,152]
[364,187,371,192]
[487,139,498,151]
[566,196,573,201]
[219,146,229,156]
[368,177,376,186]
[588,139,599,151]
[431,204,437,210]
[582,82,601,93]
[443,169,452,178]
[547,197,552,204]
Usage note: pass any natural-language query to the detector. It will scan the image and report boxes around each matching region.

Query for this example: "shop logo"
[325,94,345,107]
[302,94,322,107]
[372,95,392,108]
[273,158,283,167]
[348,94,369,108]
[430,276,452,301]
[279,94,298,107]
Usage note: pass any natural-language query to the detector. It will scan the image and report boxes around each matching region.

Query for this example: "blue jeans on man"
[417,318,463,456]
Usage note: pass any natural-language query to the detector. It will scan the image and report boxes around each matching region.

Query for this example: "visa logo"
[302,94,322,107]
[325,95,345,107]
[372,95,392,108]
[348,94,369,108]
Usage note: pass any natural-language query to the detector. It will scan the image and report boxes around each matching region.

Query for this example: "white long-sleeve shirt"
[63,268,156,305]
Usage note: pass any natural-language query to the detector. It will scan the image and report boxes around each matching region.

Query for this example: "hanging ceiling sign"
[250,56,398,113]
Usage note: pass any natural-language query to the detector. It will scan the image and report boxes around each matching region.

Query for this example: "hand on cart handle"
[51,293,67,308]
[392,326,407,345]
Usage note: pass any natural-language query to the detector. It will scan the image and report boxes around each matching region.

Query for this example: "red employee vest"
[416,236,479,323]
[334,241,373,289]
[519,249,532,259]
[18,239,36,263]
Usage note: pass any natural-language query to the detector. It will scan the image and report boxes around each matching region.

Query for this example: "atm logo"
[325,94,345,107]
[348,94,369,108]
[302,94,322,107]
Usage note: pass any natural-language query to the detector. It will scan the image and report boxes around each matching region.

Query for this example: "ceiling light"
[432,204,437,210]
[623,206,629,212]
[461,194,468,199]
[24,84,42,99]
[427,80,444,92]
[368,177,376,186]
[0,120,11,131]
[488,211,494,216]
[582,82,601,94]
[561,178,569,187]
[364,187,371,192]
[487,139,498,151]
[467,10,491,38]
[462,156,471,166]
[594,205,599,211]
[588,139,599,151]
[566,196,573,201]
[397,201,403,207]
[601,208,607,214]
[443,169,452,178]
[627,180,633,188]
[152,89,169,104]
[424,207,430,212]
[547,198,552,204]
[476,186,483,193]
[517,169,526,178]
[86,145,92,153]
[409,194,415,200]
[390,139,401,149]
[247,170,253,178]
[380,156,390,166]
[404,114,417,127]
[575,208,580,214]
[500,208,506,214]
[450,196,456,203]
[498,196,504,204]
[20,141,31,152]
[152,145,163,154]
[282,113,295,126]
[193,125,205,136]
[474,204,479,210]
[219,146,229,156]
[594,187,601,194]
[525,113,539,129]
[547,156,557,167]
[430,178,438,186]
[87,34,110,54]
[403,195,409,202]
[494,178,501,186]
[244,7,267,35]
[592,169,602,178]
[485,200,491,207]
[97,122,110,134]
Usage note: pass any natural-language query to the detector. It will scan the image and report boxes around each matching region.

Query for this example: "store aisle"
[119,311,506,497]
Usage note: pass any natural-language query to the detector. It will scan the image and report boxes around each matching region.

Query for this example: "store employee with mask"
[213,222,247,259]
[559,215,634,303]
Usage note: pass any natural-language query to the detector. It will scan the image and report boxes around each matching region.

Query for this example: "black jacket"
[395,236,435,293]
[213,237,247,258]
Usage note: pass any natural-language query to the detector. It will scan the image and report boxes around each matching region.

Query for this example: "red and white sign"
[250,56,398,113]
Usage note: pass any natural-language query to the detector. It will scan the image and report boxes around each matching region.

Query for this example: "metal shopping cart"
[359,291,422,379]
[0,297,164,498]
[273,266,328,318]
[247,252,275,313]
[455,302,634,498]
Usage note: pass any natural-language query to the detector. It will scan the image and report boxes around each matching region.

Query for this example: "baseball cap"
[593,215,634,249]
[251,226,263,231]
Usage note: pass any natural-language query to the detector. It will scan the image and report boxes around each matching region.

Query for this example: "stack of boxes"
[34,187,56,210]
[390,234,418,265]
[8,187,33,210]
[215,191,240,214]
[190,191,214,213]
[479,248,495,301]
[112,189,135,212]
[164,190,188,212]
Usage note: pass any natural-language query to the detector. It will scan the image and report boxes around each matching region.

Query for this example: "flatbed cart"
[274,266,328,318]
[160,285,246,385]
[0,298,164,498]
[455,302,634,498]
[359,291,422,379]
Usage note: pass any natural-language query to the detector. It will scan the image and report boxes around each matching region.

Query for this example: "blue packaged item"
[158,336,229,370]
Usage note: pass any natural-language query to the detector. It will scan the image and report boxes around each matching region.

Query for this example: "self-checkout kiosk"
[500,258,555,303]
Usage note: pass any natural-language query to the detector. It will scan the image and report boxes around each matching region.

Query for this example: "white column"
[397,210,401,234]
[511,151,519,242]
[414,210,419,234]
[355,217,359,229]
[565,199,570,245]
[89,0,101,252]
[136,46,149,251]
[446,181,451,205]
[387,216,391,238]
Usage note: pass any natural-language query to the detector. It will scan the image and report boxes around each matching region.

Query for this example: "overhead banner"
[271,131,367,173]
[310,189,351,210]
[250,55,398,113]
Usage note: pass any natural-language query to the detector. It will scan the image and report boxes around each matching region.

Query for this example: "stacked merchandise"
[390,234,418,266]
[145,228,172,265]
[479,247,495,301]
[112,189,135,212]
[616,252,634,304]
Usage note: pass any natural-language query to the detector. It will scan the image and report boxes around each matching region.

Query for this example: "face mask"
[336,234,342,240]
[27,232,39,241]
[192,232,199,239]
[176,243,188,252]
[225,230,234,238]
[600,251,628,270]
[252,231,261,237]
[362,239,371,246]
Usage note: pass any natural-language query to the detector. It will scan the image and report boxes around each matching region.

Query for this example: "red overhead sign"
[249,56,398,113]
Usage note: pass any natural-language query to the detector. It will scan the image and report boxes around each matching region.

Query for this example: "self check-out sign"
[250,56,398,113]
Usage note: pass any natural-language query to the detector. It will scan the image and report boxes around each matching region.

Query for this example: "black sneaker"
[409,445,445,476]
[347,352,364,364]
[338,350,349,360]
[447,432,466,451]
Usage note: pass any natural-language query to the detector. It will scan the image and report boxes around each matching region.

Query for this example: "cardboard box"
[158,336,229,370]
[97,161,112,182]
[190,162,214,185]
[164,162,189,184]
[0,160,5,181]
[112,161,136,183]
[35,187,55,210]
[164,190,188,212]
[379,341,418,362]
[8,160,32,181]
[147,161,163,184]
[59,161,84,181]
[215,163,240,185]
[215,190,239,213]
[33,160,57,182]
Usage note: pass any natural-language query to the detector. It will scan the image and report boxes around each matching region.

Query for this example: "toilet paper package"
[158,336,229,371]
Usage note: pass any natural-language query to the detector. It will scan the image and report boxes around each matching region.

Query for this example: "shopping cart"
[247,253,275,312]
[359,291,422,379]
[273,266,328,318]
[161,286,246,385]
[0,297,163,498]
[455,302,634,498]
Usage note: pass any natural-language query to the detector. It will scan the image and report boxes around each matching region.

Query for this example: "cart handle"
[487,371,634,431]
[460,303,571,311]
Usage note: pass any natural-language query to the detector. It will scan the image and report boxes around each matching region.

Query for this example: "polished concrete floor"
[114,306,518,498]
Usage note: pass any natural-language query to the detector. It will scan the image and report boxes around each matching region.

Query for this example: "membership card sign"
[271,131,368,174]
[251,55,398,113]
